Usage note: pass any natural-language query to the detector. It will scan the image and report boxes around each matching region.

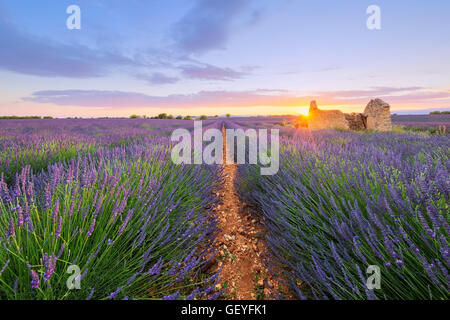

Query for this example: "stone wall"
[345,113,366,131]
[305,99,392,132]
[307,101,349,130]
[364,99,392,131]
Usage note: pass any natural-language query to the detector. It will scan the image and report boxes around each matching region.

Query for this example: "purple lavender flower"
[148,258,163,276]
[163,290,180,300]
[52,198,59,225]
[23,201,31,222]
[87,219,96,237]
[43,253,57,282]
[8,218,15,237]
[68,202,75,217]
[0,259,10,275]
[55,216,63,238]
[13,278,19,293]
[118,209,134,236]
[27,219,34,232]
[17,206,24,227]
[30,270,40,289]
[57,242,65,259]
[109,286,123,300]
[86,288,95,300]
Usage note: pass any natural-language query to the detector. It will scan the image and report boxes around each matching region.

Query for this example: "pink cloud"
[22,87,450,109]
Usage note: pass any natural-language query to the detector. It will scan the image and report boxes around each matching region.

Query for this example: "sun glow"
[296,107,309,116]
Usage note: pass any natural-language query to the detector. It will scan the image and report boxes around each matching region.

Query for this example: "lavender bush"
[0,119,222,300]
[0,118,194,184]
[236,127,449,299]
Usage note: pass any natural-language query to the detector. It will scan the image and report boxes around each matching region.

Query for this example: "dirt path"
[210,124,276,300]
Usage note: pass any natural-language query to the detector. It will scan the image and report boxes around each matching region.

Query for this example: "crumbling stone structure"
[345,113,366,130]
[363,99,392,131]
[307,101,349,130]
[306,99,392,131]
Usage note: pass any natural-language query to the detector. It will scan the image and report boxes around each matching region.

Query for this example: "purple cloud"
[23,89,302,108]
[23,90,155,107]
[135,72,180,85]
[171,0,253,54]
[0,4,252,85]
[320,87,425,100]
[0,18,138,78]
[23,87,450,109]
[180,63,246,80]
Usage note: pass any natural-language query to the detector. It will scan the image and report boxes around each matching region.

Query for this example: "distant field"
[392,114,450,127]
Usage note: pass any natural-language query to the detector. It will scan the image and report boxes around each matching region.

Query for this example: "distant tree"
[184,115,192,120]
[199,115,208,120]
[226,113,231,118]
[214,115,219,117]
[176,115,183,119]
[157,113,168,119]
[0,116,41,119]
[43,116,53,119]
[167,114,174,119]
[431,111,450,115]
[130,114,138,119]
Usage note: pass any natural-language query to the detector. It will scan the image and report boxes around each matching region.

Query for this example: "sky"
[0,0,449,117]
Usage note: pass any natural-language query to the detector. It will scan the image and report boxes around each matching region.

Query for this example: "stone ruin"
[305,99,392,131]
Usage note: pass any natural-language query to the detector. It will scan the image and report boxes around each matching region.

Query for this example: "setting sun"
[296,107,310,116]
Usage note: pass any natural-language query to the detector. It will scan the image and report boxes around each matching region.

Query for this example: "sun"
[296,107,309,116]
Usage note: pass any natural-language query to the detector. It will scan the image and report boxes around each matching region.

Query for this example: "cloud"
[23,89,306,108]
[378,91,450,103]
[323,86,425,100]
[135,72,180,85]
[247,8,265,26]
[23,87,450,110]
[171,0,252,54]
[0,17,138,78]
[180,63,246,80]
[322,87,450,106]
[0,4,253,84]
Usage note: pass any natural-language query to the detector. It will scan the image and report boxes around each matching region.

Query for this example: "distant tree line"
[0,116,53,119]
[130,114,214,120]
[430,111,450,115]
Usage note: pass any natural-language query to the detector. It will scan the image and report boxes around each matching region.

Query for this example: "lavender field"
[0,119,223,300]
[0,118,449,300]
[392,114,450,125]
[235,121,449,299]
[392,114,450,134]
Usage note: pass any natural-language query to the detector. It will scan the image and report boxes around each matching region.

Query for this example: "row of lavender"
[0,119,222,300]
[392,114,450,127]
[235,123,449,299]
[0,118,220,185]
